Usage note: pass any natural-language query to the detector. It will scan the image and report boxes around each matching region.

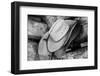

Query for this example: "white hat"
[47,19,76,52]
[38,19,77,57]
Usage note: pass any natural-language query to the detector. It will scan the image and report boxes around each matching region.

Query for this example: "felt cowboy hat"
[38,19,81,60]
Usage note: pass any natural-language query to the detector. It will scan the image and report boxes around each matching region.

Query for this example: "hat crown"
[48,19,76,52]
[50,19,69,41]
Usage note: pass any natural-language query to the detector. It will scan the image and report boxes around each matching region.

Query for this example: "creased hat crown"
[48,19,76,52]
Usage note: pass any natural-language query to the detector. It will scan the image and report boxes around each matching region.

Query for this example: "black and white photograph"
[27,15,88,60]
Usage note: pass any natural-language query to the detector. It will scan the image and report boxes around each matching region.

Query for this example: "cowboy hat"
[50,19,83,59]
[38,19,78,58]
[47,19,77,52]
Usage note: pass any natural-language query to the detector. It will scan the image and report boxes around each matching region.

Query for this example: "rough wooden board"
[27,41,38,61]
[28,19,48,37]
[65,47,88,59]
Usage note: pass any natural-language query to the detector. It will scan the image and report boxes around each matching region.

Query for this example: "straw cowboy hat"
[38,19,82,60]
